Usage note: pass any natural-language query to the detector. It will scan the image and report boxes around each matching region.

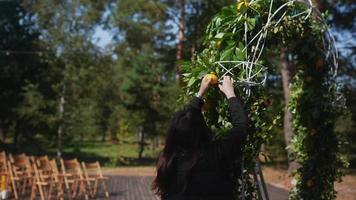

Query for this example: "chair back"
[61,159,83,178]
[12,153,30,167]
[82,161,104,179]
[0,151,7,173]
[10,154,32,177]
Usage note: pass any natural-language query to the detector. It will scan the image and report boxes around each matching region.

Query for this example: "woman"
[152,76,249,200]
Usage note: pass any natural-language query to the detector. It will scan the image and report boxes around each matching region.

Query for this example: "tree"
[19,0,110,155]
[280,49,298,172]
[185,0,235,55]
[176,0,185,78]
[108,0,179,159]
[0,0,44,151]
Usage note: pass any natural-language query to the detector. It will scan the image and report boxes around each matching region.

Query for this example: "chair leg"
[58,181,65,200]
[102,180,110,198]
[39,184,46,200]
[48,181,53,200]
[30,184,36,200]
[56,178,64,200]
[66,183,73,200]
[11,179,18,199]
[21,178,27,195]
[93,180,98,198]
[87,180,94,198]
[71,181,78,199]
[80,180,88,200]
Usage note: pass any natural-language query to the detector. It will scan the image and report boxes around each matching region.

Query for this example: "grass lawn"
[1,139,162,167]
[51,141,162,167]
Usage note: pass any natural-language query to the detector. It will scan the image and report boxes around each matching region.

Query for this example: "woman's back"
[178,145,236,199]
[163,96,247,200]
[154,76,248,200]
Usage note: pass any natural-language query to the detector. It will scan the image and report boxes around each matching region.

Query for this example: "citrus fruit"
[204,73,219,85]
[236,0,248,10]
[215,41,222,49]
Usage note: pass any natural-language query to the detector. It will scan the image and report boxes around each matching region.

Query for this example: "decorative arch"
[180,0,347,199]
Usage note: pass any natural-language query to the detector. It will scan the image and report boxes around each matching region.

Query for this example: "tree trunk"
[57,93,65,158]
[0,122,6,142]
[138,126,144,160]
[13,122,18,153]
[191,43,196,61]
[101,129,106,142]
[176,0,185,79]
[280,49,298,172]
[312,0,325,12]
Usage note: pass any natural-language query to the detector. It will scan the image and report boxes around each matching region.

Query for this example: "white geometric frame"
[214,0,339,97]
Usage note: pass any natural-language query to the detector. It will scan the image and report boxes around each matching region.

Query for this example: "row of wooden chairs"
[0,151,109,199]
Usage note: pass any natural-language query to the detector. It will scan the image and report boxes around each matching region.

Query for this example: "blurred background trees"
[0,0,354,167]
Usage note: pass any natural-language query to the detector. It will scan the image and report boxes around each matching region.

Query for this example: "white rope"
[215,60,267,96]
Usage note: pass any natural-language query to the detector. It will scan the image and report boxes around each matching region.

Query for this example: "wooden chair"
[11,153,33,196]
[0,152,9,198]
[7,161,21,199]
[35,156,50,168]
[7,153,33,198]
[0,151,7,168]
[30,162,53,200]
[82,161,109,198]
[60,159,88,200]
[0,151,8,177]
[49,159,67,200]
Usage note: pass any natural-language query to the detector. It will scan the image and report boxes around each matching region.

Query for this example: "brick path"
[99,176,159,200]
[98,176,288,200]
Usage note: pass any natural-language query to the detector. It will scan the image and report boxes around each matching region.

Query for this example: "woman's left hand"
[197,76,212,98]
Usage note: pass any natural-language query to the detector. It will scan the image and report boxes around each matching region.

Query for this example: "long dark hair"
[152,106,213,197]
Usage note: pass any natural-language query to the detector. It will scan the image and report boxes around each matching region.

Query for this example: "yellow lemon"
[215,40,222,49]
[236,0,248,10]
[204,73,219,85]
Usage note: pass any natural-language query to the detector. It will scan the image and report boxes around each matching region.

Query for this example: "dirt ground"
[102,166,356,200]
[262,167,356,200]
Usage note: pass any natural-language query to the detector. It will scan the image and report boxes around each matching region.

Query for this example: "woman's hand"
[218,76,236,98]
[196,76,213,98]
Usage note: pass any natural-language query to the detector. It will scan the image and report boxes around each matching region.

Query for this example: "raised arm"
[217,76,248,160]
[185,75,212,111]
[227,97,248,131]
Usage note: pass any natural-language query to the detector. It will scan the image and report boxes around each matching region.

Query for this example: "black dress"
[163,96,249,200]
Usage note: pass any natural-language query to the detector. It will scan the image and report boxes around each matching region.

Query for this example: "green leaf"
[220,48,234,60]
[221,6,236,16]
[235,48,245,60]
[187,77,196,87]
[238,42,244,50]
[246,18,256,30]
[198,71,208,79]
[182,73,191,77]
[215,17,222,27]
[215,32,225,39]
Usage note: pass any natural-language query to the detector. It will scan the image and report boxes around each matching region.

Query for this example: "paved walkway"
[98,176,288,200]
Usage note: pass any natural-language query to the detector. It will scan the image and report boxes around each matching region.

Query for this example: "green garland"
[180,0,347,199]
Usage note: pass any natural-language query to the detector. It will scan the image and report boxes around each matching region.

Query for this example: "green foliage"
[0,0,44,147]
[8,0,116,149]
[181,0,347,199]
[107,0,180,143]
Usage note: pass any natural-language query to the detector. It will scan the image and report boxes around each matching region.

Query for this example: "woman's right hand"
[218,76,236,99]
